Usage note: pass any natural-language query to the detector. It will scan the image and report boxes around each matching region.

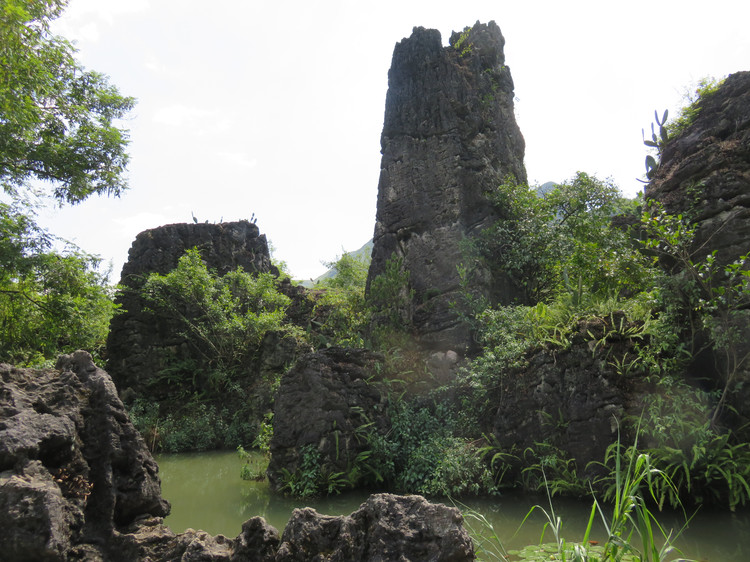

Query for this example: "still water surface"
[157,450,750,561]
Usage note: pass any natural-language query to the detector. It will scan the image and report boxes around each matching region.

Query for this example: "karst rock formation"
[646,71,750,265]
[106,220,275,396]
[0,353,475,560]
[367,21,527,354]
[646,71,750,422]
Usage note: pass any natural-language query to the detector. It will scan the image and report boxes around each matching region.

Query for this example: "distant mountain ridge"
[300,240,373,287]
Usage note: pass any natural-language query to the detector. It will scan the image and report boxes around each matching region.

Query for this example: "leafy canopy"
[471,172,649,305]
[0,241,117,366]
[310,251,370,347]
[140,248,292,391]
[0,0,136,365]
[0,0,136,203]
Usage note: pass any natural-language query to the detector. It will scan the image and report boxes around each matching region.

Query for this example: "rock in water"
[367,21,527,354]
[275,493,475,562]
[267,347,386,493]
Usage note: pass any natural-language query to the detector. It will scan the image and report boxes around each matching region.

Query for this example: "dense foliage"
[310,251,370,347]
[273,159,750,515]
[0,217,117,365]
[126,247,300,452]
[0,0,134,365]
[1,0,135,202]
[469,172,649,305]
[140,248,292,392]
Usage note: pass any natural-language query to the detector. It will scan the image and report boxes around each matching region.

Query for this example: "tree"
[0,0,135,203]
[0,0,135,364]
[0,234,117,365]
[311,251,371,347]
[470,172,648,305]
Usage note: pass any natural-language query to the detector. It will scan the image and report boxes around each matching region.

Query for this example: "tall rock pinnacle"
[367,21,526,353]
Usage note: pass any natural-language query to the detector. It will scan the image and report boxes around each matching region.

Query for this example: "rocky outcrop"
[114,516,280,562]
[491,315,646,474]
[118,494,473,562]
[106,220,276,396]
[267,348,386,492]
[275,494,474,561]
[645,71,750,424]
[0,355,476,561]
[367,21,527,354]
[646,71,750,265]
[0,351,169,561]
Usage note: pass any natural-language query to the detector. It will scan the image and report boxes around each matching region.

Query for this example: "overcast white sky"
[40,0,750,281]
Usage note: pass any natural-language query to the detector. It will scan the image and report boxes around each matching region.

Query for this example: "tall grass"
[461,426,695,561]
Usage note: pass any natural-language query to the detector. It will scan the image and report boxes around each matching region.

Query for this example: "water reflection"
[157,450,750,561]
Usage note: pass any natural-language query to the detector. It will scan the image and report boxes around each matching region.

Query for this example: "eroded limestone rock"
[275,493,474,562]
[267,348,386,492]
[367,21,527,354]
[0,351,169,561]
[491,315,646,474]
[646,70,750,265]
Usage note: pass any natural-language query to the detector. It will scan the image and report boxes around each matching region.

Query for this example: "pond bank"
[158,450,750,561]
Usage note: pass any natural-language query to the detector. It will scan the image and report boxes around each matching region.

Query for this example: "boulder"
[367,21,527,354]
[491,316,646,474]
[267,348,386,492]
[118,495,472,562]
[0,351,169,561]
[115,516,280,562]
[275,493,474,561]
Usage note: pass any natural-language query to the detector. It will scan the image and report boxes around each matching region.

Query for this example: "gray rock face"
[0,351,169,561]
[118,494,472,562]
[106,220,275,395]
[1,356,474,561]
[367,21,527,353]
[491,316,643,474]
[267,348,386,492]
[115,516,280,562]
[646,71,750,265]
[276,493,474,562]
[645,71,750,424]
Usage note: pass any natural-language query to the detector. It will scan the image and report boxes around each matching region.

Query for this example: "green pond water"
[156,450,750,561]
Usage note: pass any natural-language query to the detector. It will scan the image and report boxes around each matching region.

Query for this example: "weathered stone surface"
[367,21,527,353]
[0,462,73,561]
[116,495,471,562]
[0,351,169,561]
[275,493,474,562]
[115,518,237,562]
[106,220,276,396]
[646,70,750,265]
[231,517,281,561]
[491,316,644,473]
[267,348,386,492]
[645,71,750,425]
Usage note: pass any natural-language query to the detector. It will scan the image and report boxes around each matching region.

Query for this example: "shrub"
[311,251,369,347]
[138,247,295,397]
